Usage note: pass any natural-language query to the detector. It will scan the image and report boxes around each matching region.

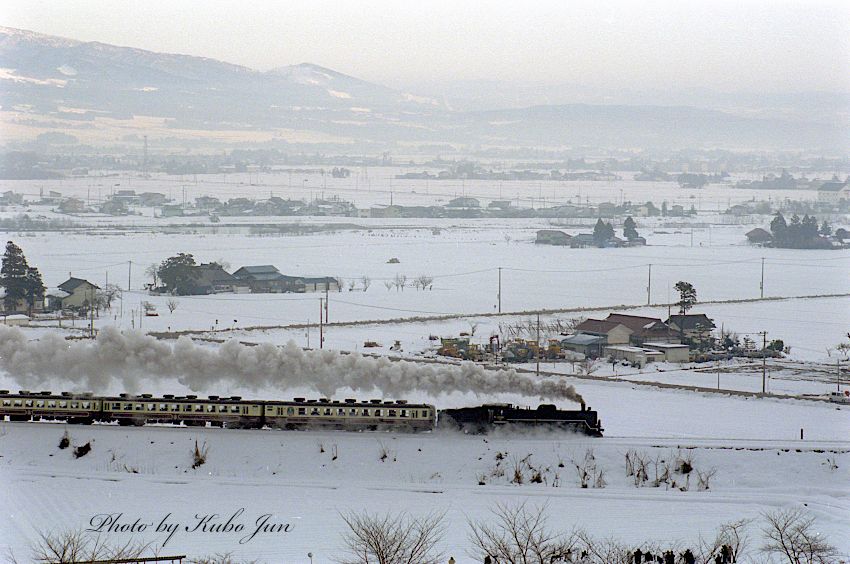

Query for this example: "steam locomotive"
[0,389,603,436]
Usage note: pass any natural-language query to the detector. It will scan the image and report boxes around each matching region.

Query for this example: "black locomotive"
[439,402,603,437]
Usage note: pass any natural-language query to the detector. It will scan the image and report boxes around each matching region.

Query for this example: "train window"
[323,408,332,416]
[218,405,227,413]
[26,400,34,407]
[171,404,179,411]
[337,408,345,416]
[194,405,203,412]
[71,402,79,409]
[124,403,133,410]
[310,408,319,416]
[298,407,306,415]
[2,399,10,406]
[82,402,91,409]
[47,400,56,408]
[361,408,370,416]
[57,401,66,408]
[112,403,120,409]
[349,408,357,416]
[159,404,168,412]
[286,407,294,415]
[206,405,216,413]
[136,404,144,411]
[147,403,155,411]
[184,405,192,412]
[13,400,22,407]
[374,409,382,417]
[388,409,397,417]
[400,409,408,418]
[230,406,239,413]
[36,400,44,408]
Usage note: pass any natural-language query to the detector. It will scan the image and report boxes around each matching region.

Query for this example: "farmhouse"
[50,277,100,310]
[666,314,716,339]
[232,265,305,293]
[604,313,678,345]
[574,319,633,345]
[535,230,572,246]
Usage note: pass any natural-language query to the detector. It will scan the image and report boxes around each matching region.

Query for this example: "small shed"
[2,314,30,326]
[745,228,773,245]
[644,342,691,363]
[604,345,665,367]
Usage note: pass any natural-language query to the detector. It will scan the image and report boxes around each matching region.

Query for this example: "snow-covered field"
[0,173,848,561]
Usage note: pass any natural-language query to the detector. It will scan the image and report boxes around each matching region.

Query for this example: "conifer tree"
[1,241,29,313]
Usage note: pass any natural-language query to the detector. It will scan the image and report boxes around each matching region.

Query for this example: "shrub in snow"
[191,439,209,469]
[58,429,70,450]
[73,441,91,459]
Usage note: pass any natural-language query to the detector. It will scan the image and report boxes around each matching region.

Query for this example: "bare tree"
[17,527,151,563]
[698,518,752,564]
[467,501,579,564]
[166,298,179,313]
[415,274,434,291]
[383,280,394,291]
[336,511,446,564]
[761,506,839,563]
[360,276,371,291]
[348,280,357,291]
[97,283,122,310]
[144,262,159,287]
[213,258,231,271]
[393,273,407,291]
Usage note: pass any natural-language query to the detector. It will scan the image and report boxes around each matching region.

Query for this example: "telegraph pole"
[761,331,768,393]
[319,298,324,349]
[324,283,329,323]
[128,260,132,292]
[497,267,502,313]
[536,313,541,377]
[646,264,652,306]
[760,257,765,298]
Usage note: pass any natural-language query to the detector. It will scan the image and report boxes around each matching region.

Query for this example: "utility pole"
[838,359,842,392]
[761,331,768,394]
[324,284,329,323]
[128,260,132,293]
[536,313,541,377]
[646,264,652,306]
[319,298,324,349]
[497,267,502,313]
[760,257,765,298]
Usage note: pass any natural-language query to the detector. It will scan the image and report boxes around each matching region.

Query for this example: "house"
[488,200,512,210]
[0,288,29,314]
[160,204,184,217]
[99,199,127,215]
[535,230,572,246]
[232,265,305,293]
[188,264,246,295]
[604,313,678,345]
[745,228,773,245]
[560,334,606,357]
[303,277,340,292]
[666,314,716,339]
[817,179,849,204]
[446,197,480,208]
[111,190,140,206]
[574,319,633,345]
[625,236,647,246]
[643,342,691,363]
[603,345,665,367]
[52,277,100,310]
[58,197,86,214]
[570,233,596,248]
[139,192,168,206]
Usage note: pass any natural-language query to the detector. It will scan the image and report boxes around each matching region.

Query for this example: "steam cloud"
[0,327,583,404]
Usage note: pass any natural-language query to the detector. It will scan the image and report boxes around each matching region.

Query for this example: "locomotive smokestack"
[580,400,586,411]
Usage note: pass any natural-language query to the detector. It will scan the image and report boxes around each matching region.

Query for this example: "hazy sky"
[2,0,848,93]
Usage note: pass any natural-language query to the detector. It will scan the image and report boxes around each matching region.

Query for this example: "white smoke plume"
[0,327,584,404]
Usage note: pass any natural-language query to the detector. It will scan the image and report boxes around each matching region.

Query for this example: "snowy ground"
[0,173,848,561]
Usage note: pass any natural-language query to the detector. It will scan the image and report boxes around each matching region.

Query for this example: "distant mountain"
[0,26,845,151]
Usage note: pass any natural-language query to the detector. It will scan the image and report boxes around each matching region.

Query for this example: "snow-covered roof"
[46,288,70,298]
